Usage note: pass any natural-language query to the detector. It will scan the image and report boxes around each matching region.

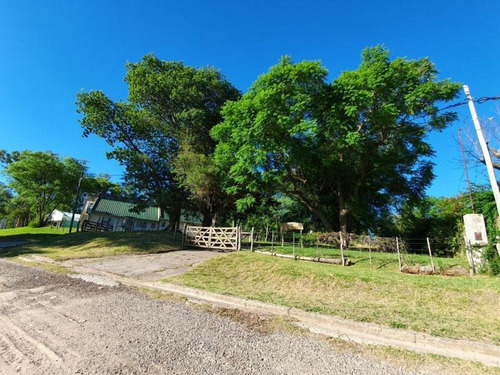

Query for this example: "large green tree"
[77,54,240,225]
[212,47,461,233]
[3,151,86,226]
[81,174,125,198]
[0,183,12,218]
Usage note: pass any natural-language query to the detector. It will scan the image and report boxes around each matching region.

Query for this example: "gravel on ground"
[0,259,431,375]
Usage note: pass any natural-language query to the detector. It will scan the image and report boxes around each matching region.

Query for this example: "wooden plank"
[185,225,239,251]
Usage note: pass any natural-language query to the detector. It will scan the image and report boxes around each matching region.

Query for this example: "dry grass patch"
[193,304,307,336]
[12,258,75,275]
[168,252,500,343]
[134,287,188,303]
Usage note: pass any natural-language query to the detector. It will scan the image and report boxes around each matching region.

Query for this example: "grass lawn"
[168,251,500,344]
[0,227,182,260]
[253,243,471,270]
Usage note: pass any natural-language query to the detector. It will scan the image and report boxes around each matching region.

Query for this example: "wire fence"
[242,229,462,272]
[249,230,456,253]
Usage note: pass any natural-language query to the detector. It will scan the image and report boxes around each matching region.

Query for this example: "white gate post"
[182,223,188,246]
[208,226,213,249]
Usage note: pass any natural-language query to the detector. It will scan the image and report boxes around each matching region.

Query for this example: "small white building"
[47,209,80,228]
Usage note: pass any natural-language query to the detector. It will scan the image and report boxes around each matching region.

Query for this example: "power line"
[437,96,500,113]
[411,95,500,124]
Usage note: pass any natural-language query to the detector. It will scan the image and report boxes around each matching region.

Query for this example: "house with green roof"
[80,196,201,232]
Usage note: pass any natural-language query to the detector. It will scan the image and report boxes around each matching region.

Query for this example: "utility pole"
[463,85,500,218]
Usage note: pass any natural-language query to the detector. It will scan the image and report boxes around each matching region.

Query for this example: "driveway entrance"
[61,250,227,281]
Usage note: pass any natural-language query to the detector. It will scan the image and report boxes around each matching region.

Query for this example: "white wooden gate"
[183,226,240,251]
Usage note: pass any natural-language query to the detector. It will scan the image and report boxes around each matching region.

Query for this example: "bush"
[28,220,41,228]
[483,245,500,276]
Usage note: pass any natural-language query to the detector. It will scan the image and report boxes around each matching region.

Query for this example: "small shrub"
[483,245,500,276]
[28,220,41,228]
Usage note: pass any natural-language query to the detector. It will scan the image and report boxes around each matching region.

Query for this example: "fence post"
[182,223,188,247]
[300,229,303,248]
[250,227,254,251]
[208,226,213,249]
[340,231,345,266]
[293,232,296,258]
[237,226,241,251]
[426,237,435,271]
[396,237,402,271]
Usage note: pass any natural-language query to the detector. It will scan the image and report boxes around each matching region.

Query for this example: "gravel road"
[0,259,430,375]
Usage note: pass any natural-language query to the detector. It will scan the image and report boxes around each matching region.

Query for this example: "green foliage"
[395,196,463,255]
[483,245,500,275]
[81,174,125,198]
[213,46,461,233]
[241,194,320,238]
[77,54,240,223]
[3,151,86,226]
[392,185,500,270]
[0,183,12,217]
[174,147,233,226]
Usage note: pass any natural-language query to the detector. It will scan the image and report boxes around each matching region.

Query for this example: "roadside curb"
[17,256,500,367]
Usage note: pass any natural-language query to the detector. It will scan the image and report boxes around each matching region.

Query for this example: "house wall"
[87,212,168,232]
[132,219,170,231]
[87,213,122,231]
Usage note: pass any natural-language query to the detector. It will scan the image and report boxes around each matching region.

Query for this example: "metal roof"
[92,198,162,222]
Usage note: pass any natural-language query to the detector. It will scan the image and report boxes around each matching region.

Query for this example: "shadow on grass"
[0,247,50,258]
[352,257,370,264]
[375,259,398,269]
[0,231,184,259]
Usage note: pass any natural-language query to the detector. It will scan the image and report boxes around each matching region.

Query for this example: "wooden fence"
[81,220,113,232]
[183,226,241,251]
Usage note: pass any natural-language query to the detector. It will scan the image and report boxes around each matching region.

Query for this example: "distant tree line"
[0,150,124,227]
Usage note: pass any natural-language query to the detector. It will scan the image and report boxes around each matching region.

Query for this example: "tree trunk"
[311,207,334,232]
[339,208,348,235]
[166,203,182,230]
[201,203,214,227]
[337,180,350,234]
[293,191,334,231]
[338,186,351,248]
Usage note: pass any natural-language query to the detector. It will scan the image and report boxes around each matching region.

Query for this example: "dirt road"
[0,259,428,374]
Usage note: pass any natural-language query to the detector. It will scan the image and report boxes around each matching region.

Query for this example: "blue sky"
[1,0,499,197]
